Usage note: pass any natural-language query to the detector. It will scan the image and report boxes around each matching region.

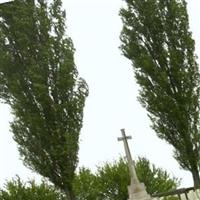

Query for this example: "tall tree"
[120,0,200,187]
[73,157,179,200]
[0,0,88,199]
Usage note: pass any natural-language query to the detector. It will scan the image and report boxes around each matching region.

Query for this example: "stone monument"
[118,129,152,200]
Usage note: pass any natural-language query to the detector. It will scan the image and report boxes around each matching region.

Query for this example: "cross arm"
[117,135,132,141]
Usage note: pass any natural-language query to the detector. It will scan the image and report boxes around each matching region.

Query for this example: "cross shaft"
[118,129,139,184]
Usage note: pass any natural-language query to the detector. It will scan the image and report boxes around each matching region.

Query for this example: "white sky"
[0,0,13,3]
[0,0,200,188]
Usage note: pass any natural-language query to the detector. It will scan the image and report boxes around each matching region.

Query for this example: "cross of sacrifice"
[118,128,140,185]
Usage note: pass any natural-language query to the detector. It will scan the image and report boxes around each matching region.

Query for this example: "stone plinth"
[128,182,151,200]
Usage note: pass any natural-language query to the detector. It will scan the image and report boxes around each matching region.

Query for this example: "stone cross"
[118,128,139,185]
[118,129,152,200]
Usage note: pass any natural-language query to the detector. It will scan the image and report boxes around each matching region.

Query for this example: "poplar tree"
[0,0,88,199]
[120,0,200,187]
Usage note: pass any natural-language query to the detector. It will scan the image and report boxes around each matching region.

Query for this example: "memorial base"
[128,182,152,200]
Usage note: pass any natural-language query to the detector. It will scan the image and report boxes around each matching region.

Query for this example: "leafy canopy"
[73,157,180,200]
[0,177,65,200]
[120,0,200,187]
[0,0,88,198]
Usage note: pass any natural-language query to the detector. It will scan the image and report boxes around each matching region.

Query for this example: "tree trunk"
[65,188,76,200]
[192,167,200,188]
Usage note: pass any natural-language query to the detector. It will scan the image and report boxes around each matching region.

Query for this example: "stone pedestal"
[128,182,151,200]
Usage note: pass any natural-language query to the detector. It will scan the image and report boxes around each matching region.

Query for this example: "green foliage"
[73,168,100,200]
[0,0,88,199]
[73,157,179,200]
[163,197,179,200]
[95,158,129,200]
[120,0,200,187]
[0,177,64,200]
[136,157,179,195]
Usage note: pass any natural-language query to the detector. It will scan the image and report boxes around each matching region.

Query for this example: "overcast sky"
[0,0,13,4]
[0,0,200,188]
